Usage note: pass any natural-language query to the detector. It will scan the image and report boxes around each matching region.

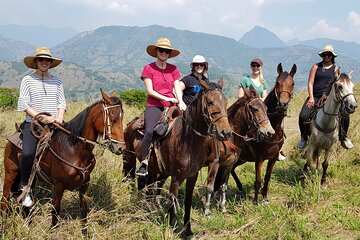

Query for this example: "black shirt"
[313,62,336,97]
[180,73,210,105]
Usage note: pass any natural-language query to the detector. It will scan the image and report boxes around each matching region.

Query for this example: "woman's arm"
[306,64,318,108]
[174,80,187,111]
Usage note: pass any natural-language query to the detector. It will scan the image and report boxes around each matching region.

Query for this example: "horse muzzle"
[109,142,125,155]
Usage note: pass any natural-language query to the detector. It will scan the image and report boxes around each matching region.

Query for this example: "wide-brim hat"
[318,44,337,57]
[190,55,208,78]
[250,58,263,66]
[24,46,62,69]
[146,37,180,58]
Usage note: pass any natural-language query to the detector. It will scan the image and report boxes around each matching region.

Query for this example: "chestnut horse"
[203,85,274,215]
[123,79,232,239]
[215,63,297,204]
[304,70,357,184]
[1,90,125,232]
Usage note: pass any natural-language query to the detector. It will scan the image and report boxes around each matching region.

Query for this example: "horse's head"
[274,63,296,113]
[200,78,232,141]
[242,85,275,140]
[333,69,357,114]
[95,90,125,155]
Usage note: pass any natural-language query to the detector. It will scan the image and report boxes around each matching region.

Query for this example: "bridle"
[102,101,125,147]
[273,74,294,114]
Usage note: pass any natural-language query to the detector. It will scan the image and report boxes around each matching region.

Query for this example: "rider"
[18,46,67,207]
[297,44,353,150]
[237,58,285,161]
[174,55,210,111]
[135,37,181,177]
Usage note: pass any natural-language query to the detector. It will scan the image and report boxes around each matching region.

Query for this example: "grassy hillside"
[0,88,359,239]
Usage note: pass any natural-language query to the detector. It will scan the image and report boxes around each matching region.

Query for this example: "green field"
[0,88,359,240]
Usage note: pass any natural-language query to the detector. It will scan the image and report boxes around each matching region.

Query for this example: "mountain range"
[0,24,359,100]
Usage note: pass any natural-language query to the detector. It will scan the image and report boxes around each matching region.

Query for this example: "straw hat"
[146,38,180,58]
[24,47,62,69]
[190,55,208,78]
[318,44,337,57]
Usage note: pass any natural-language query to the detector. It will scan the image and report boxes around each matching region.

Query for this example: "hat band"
[36,53,52,58]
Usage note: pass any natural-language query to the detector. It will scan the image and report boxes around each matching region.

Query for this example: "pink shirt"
[141,62,181,107]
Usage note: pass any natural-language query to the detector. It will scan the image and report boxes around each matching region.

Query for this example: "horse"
[215,63,297,204]
[202,84,275,216]
[1,90,125,233]
[123,79,232,239]
[304,70,357,185]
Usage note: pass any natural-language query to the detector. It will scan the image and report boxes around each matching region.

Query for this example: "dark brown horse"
[123,79,232,238]
[215,63,297,204]
[1,90,125,232]
[203,85,275,215]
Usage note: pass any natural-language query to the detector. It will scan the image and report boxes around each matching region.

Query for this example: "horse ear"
[111,90,117,97]
[248,84,259,98]
[290,64,297,78]
[277,63,283,75]
[242,85,251,99]
[217,78,224,90]
[100,89,112,104]
[335,67,341,78]
[348,69,354,79]
[199,79,209,90]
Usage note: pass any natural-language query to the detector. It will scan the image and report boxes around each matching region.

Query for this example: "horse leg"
[168,177,182,227]
[260,159,276,202]
[254,161,263,205]
[123,150,136,180]
[218,166,232,213]
[51,183,65,228]
[230,162,244,192]
[321,151,330,185]
[183,173,198,239]
[79,183,90,236]
[204,162,219,216]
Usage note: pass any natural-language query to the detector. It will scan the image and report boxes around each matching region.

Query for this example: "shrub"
[0,88,19,110]
[118,89,147,109]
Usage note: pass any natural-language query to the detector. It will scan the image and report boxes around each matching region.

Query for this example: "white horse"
[304,69,357,185]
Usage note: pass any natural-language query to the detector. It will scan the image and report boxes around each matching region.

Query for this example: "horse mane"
[227,97,248,118]
[338,72,350,83]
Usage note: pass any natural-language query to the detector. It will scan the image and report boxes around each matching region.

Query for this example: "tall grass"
[0,88,360,239]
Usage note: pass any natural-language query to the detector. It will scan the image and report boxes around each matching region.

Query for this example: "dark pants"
[21,122,38,185]
[141,106,163,160]
[298,97,350,141]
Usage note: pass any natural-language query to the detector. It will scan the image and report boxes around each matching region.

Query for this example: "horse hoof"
[185,234,196,240]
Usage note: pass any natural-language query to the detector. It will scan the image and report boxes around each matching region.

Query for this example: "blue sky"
[1,0,360,43]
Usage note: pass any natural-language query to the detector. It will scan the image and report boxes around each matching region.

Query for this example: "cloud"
[308,20,341,38]
[272,26,296,42]
[347,10,360,27]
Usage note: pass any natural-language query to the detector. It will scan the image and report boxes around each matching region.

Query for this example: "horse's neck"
[185,95,208,137]
[316,88,341,127]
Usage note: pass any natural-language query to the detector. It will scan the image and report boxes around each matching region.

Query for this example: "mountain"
[0,25,359,99]
[288,38,360,63]
[0,24,79,48]
[239,26,287,48]
[0,35,34,61]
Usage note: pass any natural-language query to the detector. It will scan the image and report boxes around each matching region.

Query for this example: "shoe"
[21,192,34,207]
[297,139,307,149]
[135,162,148,177]
[278,151,286,161]
[341,138,353,150]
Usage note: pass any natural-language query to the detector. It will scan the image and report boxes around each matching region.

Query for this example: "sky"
[1,0,360,43]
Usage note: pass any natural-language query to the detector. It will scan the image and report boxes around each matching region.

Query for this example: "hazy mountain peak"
[239,25,286,48]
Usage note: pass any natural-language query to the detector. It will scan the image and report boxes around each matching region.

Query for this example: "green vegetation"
[119,89,147,109]
[0,88,18,110]
[0,87,359,239]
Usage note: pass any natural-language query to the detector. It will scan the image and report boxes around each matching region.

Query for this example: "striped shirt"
[17,73,67,122]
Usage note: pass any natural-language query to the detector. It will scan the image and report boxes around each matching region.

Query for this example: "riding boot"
[136,158,149,177]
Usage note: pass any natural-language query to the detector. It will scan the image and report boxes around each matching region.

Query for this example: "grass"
[1,88,360,240]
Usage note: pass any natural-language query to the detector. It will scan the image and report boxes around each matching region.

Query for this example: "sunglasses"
[158,48,172,54]
[37,57,52,62]
[251,64,260,68]
[321,52,333,58]
[193,63,205,67]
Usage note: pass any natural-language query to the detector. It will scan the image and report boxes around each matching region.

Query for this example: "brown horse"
[203,85,275,215]
[215,63,297,204]
[123,79,232,239]
[1,90,125,232]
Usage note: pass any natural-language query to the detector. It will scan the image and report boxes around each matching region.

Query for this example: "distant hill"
[0,35,34,61]
[239,26,287,48]
[288,38,360,63]
[0,25,359,99]
[0,24,79,48]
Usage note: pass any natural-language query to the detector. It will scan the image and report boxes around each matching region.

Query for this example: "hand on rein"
[31,112,55,139]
